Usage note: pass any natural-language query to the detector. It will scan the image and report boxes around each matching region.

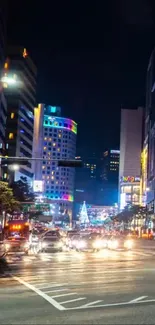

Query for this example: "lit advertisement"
[43,115,77,134]
[120,176,140,183]
[110,150,120,154]
[33,180,44,193]
[120,193,126,210]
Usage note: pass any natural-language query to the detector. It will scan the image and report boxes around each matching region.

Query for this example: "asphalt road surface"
[1,242,155,324]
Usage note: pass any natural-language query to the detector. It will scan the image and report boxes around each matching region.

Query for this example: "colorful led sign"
[44,193,74,202]
[120,176,140,183]
[43,115,77,134]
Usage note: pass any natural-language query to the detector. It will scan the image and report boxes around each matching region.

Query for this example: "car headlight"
[112,240,118,248]
[124,240,133,248]
[24,243,29,248]
[5,244,10,249]
[93,240,103,248]
[57,241,62,247]
[77,240,86,249]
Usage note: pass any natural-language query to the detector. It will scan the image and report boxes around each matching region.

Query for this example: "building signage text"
[121,176,140,183]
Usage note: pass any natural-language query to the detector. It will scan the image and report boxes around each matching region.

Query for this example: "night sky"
[7,0,155,156]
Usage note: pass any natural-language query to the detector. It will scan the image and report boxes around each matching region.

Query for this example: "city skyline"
[7,2,155,155]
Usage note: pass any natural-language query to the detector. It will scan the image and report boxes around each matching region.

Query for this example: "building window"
[9,133,14,139]
[122,186,131,194]
[11,112,15,119]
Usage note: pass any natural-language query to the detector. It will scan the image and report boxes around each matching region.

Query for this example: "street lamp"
[9,164,19,171]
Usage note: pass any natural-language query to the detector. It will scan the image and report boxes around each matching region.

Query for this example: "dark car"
[108,235,134,250]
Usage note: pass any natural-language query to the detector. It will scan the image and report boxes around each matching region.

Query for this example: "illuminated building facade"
[33,104,77,219]
[119,107,143,209]
[144,48,155,214]
[2,47,37,182]
[0,1,7,159]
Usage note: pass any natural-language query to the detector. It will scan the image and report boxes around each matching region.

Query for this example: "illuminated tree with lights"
[79,201,89,224]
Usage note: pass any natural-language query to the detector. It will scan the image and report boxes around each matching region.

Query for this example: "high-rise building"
[0,1,7,159]
[100,149,120,182]
[119,107,143,209]
[74,153,98,204]
[98,149,120,206]
[2,46,37,182]
[33,104,77,220]
[143,48,155,213]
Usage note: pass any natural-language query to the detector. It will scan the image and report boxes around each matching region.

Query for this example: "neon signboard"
[44,115,77,134]
[120,176,140,183]
[110,150,120,154]
[33,180,44,193]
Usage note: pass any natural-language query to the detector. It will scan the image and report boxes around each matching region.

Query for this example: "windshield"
[43,237,59,241]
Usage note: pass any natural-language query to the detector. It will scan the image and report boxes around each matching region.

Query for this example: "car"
[41,229,62,239]
[67,234,80,249]
[40,236,64,252]
[4,237,30,255]
[74,233,105,252]
[108,235,134,250]
[101,235,112,248]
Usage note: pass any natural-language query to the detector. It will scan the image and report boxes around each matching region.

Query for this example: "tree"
[0,181,20,215]
[11,177,35,202]
[114,204,147,225]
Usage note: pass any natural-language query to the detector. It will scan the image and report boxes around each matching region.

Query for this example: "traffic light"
[58,160,83,168]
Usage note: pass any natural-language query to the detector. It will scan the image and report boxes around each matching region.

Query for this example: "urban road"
[1,241,155,324]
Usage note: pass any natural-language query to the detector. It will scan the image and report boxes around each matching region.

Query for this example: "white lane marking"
[129,296,148,303]
[81,300,103,307]
[52,292,77,298]
[38,283,68,290]
[60,297,86,304]
[133,251,153,257]
[65,298,155,310]
[44,289,69,293]
[13,276,65,311]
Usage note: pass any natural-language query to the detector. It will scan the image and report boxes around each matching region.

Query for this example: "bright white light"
[77,240,86,249]
[9,164,19,171]
[12,164,19,171]
[146,187,150,192]
[1,76,17,85]
[93,239,103,248]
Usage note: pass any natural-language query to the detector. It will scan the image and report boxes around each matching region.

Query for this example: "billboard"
[120,176,140,183]
[33,180,44,193]
[120,193,126,210]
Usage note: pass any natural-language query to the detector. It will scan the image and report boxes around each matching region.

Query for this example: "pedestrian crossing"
[1,249,155,311]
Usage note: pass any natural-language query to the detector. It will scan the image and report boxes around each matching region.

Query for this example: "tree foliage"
[0,181,20,214]
[114,204,147,223]
[11,177,35,202]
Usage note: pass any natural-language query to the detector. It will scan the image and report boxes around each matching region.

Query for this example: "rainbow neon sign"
[44,194,74,202]
[44,115,77,134]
